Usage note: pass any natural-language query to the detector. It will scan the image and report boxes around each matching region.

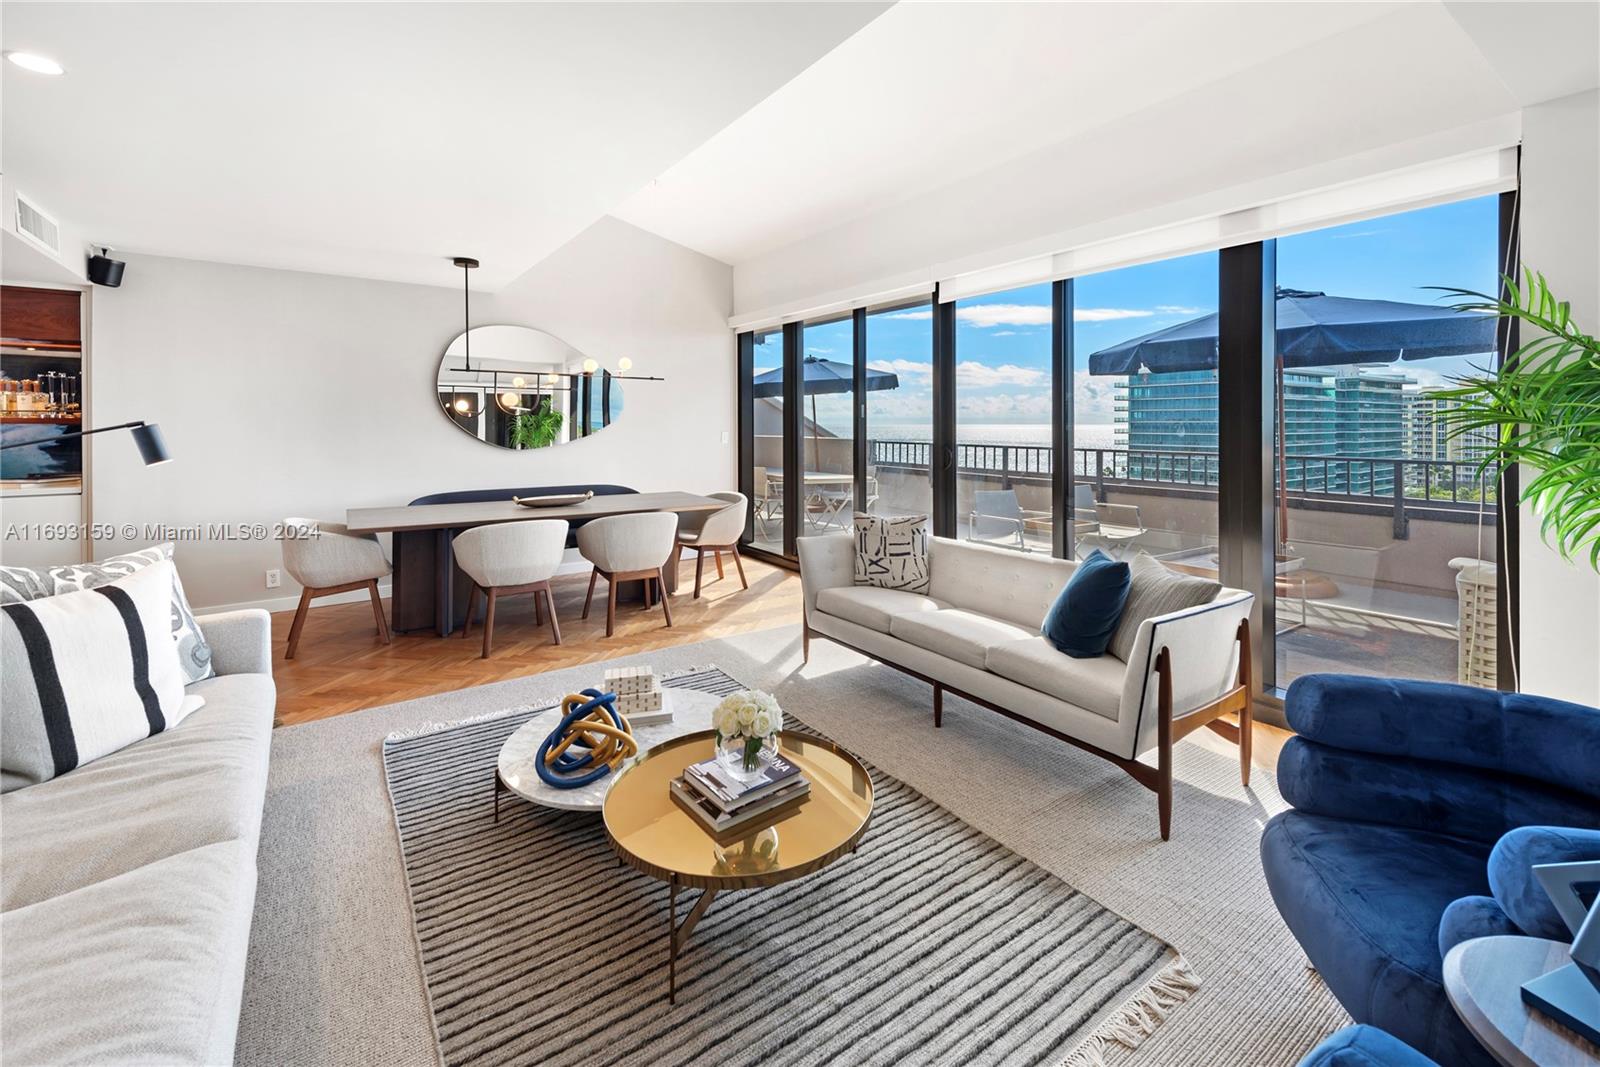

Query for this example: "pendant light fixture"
[452,256,480,418]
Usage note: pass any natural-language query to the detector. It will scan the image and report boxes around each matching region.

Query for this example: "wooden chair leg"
[481,589,498,659]
[657,569,673,627]
[285,587,314,660]
[367,580,391,644]
[534,587,545,626]
[731,544,748,589]
[606,578,617,638]
[583,568,598,619]
[802,620,810,663]
[543,586,562,645]
[713,549,725,580]
[693,549,705,599]
[1239,704,1253,788]
[461,583,478,640]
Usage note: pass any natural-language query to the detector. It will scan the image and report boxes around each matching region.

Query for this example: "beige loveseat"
[0,610,275,1066]
[797,533,1255,839]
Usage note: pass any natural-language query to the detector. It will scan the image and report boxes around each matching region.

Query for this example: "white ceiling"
[617,0,1599,269]
[1,2,887,289]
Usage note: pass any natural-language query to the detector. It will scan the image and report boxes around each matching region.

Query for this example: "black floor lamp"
[0,420,171,465]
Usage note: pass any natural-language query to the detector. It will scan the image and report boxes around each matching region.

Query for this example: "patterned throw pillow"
[1,562,204,792]
[852,514,930,594]
[0,542,214,684]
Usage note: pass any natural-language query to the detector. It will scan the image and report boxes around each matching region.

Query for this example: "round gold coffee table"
[603,729,873,1002]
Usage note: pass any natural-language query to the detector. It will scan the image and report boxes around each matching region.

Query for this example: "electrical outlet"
[265,568,281,589]
[721,430,730,445]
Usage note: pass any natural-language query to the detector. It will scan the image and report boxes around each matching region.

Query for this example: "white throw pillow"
[0,542,214,684]
[853,513,931,594]
[1,561,204,792]
[1108,552,1221,662]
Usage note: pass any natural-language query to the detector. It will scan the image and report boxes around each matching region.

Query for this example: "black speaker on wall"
[87,247,125,287]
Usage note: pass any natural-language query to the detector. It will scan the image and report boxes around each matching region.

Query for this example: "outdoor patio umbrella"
[751,355,900,470]
[1087,288,1497,546]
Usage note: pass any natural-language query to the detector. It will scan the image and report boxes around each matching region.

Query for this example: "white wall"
[1515,88,1600,706]
[86,216,734,611]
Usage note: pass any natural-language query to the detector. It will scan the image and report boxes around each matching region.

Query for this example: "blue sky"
[765,194,1500,433]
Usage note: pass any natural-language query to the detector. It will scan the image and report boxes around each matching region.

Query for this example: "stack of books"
[669,754,810,837]
[604,666,672,727]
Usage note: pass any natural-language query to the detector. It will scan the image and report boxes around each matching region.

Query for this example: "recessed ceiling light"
[5,52,65,76]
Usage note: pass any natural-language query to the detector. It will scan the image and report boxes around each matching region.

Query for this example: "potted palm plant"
[509,398,564,450]
[1430,270,1600,569]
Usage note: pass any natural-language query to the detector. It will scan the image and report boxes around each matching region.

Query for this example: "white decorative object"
[604,665,656,695]
[711,689,783,784]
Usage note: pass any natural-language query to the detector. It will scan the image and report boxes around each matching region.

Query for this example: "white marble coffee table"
[494,688,721,816]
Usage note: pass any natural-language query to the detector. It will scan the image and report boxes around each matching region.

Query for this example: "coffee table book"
[669,777,810,838]
[684,754,802,810]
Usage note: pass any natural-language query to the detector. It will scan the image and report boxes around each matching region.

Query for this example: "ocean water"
[869,423,1118,450]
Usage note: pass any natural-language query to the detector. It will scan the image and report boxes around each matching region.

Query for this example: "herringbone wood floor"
[269,555,1291,768]
[270,555,800,726]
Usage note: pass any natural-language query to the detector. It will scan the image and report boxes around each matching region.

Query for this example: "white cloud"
[957,304,1051,328]
[1153,305,1205,316]
[886,309,932,321]
[868,358,933,382]
[991,330,1018,337]
[957,393,1053,420]
[1074,307,1154,322]
[956,361,1046,388]
[1074,369,1123,422]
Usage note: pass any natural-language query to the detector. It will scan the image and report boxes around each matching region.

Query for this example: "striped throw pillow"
[1,561,203,792]
[1108,552,1221,662]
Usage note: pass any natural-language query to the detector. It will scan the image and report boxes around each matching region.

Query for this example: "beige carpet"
[237,623,1347,1066]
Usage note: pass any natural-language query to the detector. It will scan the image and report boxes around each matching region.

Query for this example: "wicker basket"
[1448,557,1497,688]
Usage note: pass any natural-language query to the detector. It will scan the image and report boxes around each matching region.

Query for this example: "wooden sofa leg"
[1239,703,1253,788]
[1157,647,1173,841]
[934,684,943,728]
[802,620,810,663]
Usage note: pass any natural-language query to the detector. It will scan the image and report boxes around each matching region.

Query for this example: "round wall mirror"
[435,325,623,450]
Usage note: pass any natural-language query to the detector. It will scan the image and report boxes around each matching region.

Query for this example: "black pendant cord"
[463,261,471,373]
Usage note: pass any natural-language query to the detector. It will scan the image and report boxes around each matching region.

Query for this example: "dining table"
[346,490,726,636]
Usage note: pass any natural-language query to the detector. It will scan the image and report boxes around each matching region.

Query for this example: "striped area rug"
[382,667,1196,1067]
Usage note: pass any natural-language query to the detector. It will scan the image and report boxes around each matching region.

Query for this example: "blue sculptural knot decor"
[535,688,638,789]
[1521,860,1600,1045]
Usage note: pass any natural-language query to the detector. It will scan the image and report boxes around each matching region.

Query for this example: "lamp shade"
[130,422,171,465]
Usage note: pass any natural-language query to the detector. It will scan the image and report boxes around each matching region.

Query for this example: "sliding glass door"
[864,300,934,522]
[748,326,786,555]
[1071,253,1220,570]
[1272,196,1502,689]
[954,283,1053,553]
[798,315,856,534]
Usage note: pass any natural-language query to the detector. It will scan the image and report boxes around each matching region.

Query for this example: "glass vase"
[714,731,778,785]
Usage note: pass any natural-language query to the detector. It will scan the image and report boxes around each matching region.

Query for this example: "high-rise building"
[1115,365,1414,492]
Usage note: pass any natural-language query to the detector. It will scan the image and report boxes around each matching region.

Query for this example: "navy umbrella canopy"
[1087,288,1496,375]
[751,354,899,396]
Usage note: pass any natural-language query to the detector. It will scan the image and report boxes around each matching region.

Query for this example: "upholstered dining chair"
[576,512,677,636]
[280,517,392,659]
[453,519,568,658]
[675,491,749,599]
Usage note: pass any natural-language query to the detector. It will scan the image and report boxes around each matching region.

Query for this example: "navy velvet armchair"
[1261,675,1600,1066]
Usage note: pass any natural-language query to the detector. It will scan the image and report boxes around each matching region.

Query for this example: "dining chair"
[577,512,677,636]
[753,466,782,540]
[675,491,749,598]
[280,517,392,659]
[1071,484,1101,558]
[453,520,568,658]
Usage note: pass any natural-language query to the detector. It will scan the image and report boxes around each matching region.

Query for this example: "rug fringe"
[380,664,729,743]
[1060,954,1201,1067]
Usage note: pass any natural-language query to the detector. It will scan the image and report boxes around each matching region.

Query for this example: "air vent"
[14,194,60,255]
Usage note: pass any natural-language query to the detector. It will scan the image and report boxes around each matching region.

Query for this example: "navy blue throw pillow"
[1041,550,1131,658]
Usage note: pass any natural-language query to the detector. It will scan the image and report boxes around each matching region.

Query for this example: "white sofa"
[797,533,1255,839]
[0,610,275,1066]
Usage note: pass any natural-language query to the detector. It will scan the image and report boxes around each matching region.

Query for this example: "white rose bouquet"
[712,689,783,775]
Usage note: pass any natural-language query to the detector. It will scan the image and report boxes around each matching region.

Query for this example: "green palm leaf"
[1426,270,1600,567]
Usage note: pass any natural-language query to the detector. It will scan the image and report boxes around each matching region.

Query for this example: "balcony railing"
[867,439,1496,535]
